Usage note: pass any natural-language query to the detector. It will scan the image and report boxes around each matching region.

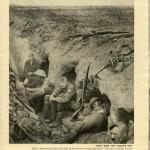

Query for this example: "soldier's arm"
[24,82,37,88]
[26,79,47,93]
[26,87,40,92]
[42,78,49,89]
[56,85,75,103]
[48,85,65,103]
[52,86,64,97]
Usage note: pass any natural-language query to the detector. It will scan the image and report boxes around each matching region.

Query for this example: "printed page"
[0,0,148,150]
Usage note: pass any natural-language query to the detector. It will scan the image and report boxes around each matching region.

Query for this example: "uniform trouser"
[62,113,108,143]
[43,96,76,121]
[43,95,51,118]
[73,113,107,133]
[29,96,44,112]
[50,101,72,122]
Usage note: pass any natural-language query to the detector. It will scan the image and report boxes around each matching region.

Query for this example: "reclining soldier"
[57,94,111,143]
[43,76,76,124]
[26,69,54,112]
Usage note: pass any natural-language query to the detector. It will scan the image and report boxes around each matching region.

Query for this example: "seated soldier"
[57,94,111,143]
[108,107,134,144]
[26,69,54,112]
[23,70,43,88]
[43,76,75,124]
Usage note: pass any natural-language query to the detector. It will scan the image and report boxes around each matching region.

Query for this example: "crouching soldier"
[26,69,54,112]
[43,76,75,124]
[58,94,111,143]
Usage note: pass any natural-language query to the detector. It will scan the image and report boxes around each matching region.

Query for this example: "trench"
[9,6,134,144]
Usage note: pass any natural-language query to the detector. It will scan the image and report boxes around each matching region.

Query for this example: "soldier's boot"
[59,131,77,143]
[50,102,57,122]
[49,111,62,127]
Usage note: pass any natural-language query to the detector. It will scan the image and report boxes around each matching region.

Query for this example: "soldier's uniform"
[26,70,54,112]
[42,77,55,95]
[24,59,40,78]
[108,107,134,144]
[27,77,54,100]
[58,97,110,143]
[43,82,75,122]
[60,110,108,143]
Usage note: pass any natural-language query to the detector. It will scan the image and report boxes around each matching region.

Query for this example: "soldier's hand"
[49,95,56,102]
[28,72,33,75]
[26,87,33,92]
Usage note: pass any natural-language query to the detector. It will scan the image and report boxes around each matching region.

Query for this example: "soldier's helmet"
[34,69,46,77]
[89,97,101,109]
[60,76,67,82]
[59,76,68,86]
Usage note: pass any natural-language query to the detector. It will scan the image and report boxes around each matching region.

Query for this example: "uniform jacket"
[24,59,40,77]
[53,83,75,103]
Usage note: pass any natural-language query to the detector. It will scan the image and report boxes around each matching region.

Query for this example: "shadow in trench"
[59,61,79,84]
[40,56,49,76]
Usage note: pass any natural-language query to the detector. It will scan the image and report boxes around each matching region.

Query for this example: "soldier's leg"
[34,96,44,113]
[57,130,77,143]
[73,114,107,134]
[43,95,50,118]
[49,101,57,122]
[56,103,64,123]
[27,92,36,109]
[28,90,44,100]
[28,99,35,109]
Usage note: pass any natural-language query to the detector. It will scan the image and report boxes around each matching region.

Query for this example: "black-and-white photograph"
[9,1,134,144]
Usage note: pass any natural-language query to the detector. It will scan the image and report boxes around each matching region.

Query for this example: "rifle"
[14,91,35,113]
[89,63,110,80]
[71,64,90,121]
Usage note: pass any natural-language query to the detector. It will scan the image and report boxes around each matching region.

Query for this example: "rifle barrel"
[92,64,109,77]
[71,64,90,120]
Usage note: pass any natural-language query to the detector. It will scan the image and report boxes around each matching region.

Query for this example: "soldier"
[23,52,40,85]
[108,107,134,144]
[57,94,111,143]
[43,76,75,124]
[26,69,54,112]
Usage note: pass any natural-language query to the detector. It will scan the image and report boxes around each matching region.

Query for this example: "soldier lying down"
[56,94,111,143]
